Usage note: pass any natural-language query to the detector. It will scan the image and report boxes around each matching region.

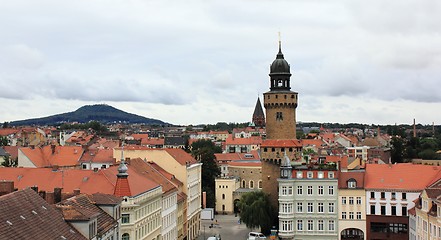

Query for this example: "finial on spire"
[121,142,125,162]
[278,31,282,53]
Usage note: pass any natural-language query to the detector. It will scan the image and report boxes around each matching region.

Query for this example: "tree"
[1,155,17,167]
[0,136,8,146]
[190,139,221,208]
[2,121,9,128]
[391,136,405,163]
[237,191,275,235]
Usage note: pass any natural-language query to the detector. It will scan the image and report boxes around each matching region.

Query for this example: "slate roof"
[164,136,186,146]
[0,188,86,240]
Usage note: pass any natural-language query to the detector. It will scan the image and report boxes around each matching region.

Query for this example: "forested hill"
[10,104,169,126]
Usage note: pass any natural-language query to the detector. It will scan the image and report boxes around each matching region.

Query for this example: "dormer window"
[328,172,334,179]
[307,171,313,179]
[296,171,303,179]
[347,178,357,188]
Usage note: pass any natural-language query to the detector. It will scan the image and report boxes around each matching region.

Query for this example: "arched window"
[242,180,246,188]
[122,233,130,240]
[222,194,225,200]
[258,180,262,189]
[250,180,254,189]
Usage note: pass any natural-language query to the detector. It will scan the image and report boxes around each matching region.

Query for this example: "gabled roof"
[0,128,19,136]
[365,163,441,191]
[142,138,164,146]
[164,148,198,165]
[261,139,302,148]
[214,151,260,162]
[3,146,19,159]
[302,139,326,147]
[80,149,115,164]
[20,145,84,167]
[0,165,160,197]
[0,188,86,240]
[56,194,118,235]
[164,136,186,146]
[129,158,179,194]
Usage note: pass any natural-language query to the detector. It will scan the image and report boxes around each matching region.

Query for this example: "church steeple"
[252,96,265,128]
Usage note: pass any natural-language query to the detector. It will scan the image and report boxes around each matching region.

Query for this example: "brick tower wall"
[263,91,298,140]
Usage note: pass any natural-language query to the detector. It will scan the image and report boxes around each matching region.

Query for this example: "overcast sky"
[1,0,440,126]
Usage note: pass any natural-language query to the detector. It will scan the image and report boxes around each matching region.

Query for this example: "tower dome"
[270,46,291,75]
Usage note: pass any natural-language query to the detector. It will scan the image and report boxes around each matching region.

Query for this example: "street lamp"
[270,226,277,240]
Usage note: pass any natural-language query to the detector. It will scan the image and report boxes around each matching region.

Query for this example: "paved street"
[197,214,260,240]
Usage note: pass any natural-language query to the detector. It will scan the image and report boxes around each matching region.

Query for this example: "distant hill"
[10,104,169,126]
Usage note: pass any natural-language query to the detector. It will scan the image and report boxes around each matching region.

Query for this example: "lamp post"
[270,226,277,240]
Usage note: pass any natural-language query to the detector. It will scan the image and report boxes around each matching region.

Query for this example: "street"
[197,214,261,240]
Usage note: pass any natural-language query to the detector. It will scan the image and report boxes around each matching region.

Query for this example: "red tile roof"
[164,148,198,165]
[302,139,326,147]
[225,136,262,145]
[0,128,19,136]
[80,149,115,163]
[3,146,19,159]
[261,139,302,148]
[364,163,441,191]
[20,145,84,167]
[338,171,365,189]
[214,151,260,161]
[114,177,131,197]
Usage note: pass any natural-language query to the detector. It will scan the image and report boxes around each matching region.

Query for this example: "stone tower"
[261,41,301,214]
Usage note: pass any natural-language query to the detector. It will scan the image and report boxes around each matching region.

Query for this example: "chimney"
[413,119,416,138]
[46,192,55,204]
[73,189,81,196]
[377,126,380,137]
[51,144,56,154]
[38,190,46,200]
[54,187,62,203]
[0,180,15,196]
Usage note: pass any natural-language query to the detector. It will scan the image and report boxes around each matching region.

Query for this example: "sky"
[1,0,440,126]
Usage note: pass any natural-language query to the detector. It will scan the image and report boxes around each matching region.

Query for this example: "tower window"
[276,112,283,120]
[278,80,283,87]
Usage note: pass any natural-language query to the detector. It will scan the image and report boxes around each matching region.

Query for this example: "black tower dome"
[269,41,292,91]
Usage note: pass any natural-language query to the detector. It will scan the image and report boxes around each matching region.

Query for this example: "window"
[318,172,324,178]
[370,205,376,215]
[297,186,303,195]
[276,112,283,120]
[242,180,246,188]
[317,203,324,213]
[349,197,354,205]
[318,186,324,195]
[250,181,254,189]
[318,220,324,231]
[307,220,313,231]
[391,206,397,216]
[307,172,313,179]
[328,220,335,231]
[296,171,303,178]
[381,205,386,215]
[348,179,357,188]
[391,192,396,199]
[297,220,303,231]
[281,203,292,213]
[328,172,334,179]
[297,202,303,213]
[122,233,130,240]
[402,192,407,200]
[307,186,313,195]
[402,206,407,216]
[370,192,375,199]
[222,194,225,200]
[342,212,347,219]
[258,181,262,189]
[282,221,292,232]
[342,197,347,205]
[328,186,334,195]
[281,186,292,195]
[356,197,362,205]
[380,192,385,199]
[122,214,130,224]
[89,221,96,238]
[307,203,314,213]
[349,212,354,219]
[356,212,362,219]
[328,203,335,213]
[423,200,429,211]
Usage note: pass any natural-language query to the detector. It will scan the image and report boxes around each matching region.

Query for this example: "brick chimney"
[0,180,15,196]
[54,187,62,203]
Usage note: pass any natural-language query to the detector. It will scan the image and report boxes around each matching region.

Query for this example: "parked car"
[248,232,266,240]
[207,234,221,240]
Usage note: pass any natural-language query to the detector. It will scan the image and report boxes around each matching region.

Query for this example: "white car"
[248,232,266,240]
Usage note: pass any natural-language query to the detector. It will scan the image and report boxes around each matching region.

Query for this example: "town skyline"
[1,1,440,126]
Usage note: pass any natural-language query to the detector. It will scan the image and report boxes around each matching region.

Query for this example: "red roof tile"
[20,145,84,167]
[364,163,441,191]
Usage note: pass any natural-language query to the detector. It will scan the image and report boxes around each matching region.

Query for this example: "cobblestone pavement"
[196,214,260,240]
